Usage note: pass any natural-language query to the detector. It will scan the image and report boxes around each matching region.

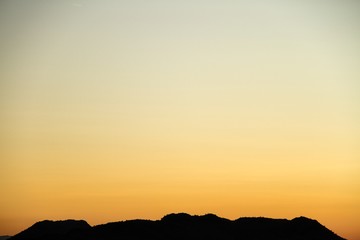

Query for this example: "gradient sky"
[1,0,359,239]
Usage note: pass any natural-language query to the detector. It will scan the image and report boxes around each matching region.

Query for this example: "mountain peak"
[161,212,192,222]
[10,219,90,240]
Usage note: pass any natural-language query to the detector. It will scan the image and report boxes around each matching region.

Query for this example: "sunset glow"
[1,1,359,239]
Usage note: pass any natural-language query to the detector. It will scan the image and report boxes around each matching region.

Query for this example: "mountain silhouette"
[8,213,345,240]
[0,236,11,240]
[9,220,90,240]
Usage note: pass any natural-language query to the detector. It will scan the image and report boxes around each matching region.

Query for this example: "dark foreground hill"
[0,236,11,240]
[9,213,346,240]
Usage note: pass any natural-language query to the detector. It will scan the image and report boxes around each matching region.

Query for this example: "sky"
[0,0,359,239]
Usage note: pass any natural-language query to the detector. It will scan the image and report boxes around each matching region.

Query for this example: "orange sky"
[1,1,359,239]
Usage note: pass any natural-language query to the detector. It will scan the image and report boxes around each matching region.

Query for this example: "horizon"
[2,213,345,238]
[4,213,347,240]
[1,1,359,240]
[1,212,325,225]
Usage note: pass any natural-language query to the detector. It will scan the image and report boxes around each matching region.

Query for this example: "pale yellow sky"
[1,0,360,239]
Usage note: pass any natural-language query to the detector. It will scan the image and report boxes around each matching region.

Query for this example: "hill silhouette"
[9,213,346,240]
[0,236,11,240]
[9,220,90,240]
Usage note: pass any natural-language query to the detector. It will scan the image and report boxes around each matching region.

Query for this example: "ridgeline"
[9,213,345,240]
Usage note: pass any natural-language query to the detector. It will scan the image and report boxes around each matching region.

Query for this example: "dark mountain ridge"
[0,236,11,240]
[9,213,346,240]
[9,220,90,240]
